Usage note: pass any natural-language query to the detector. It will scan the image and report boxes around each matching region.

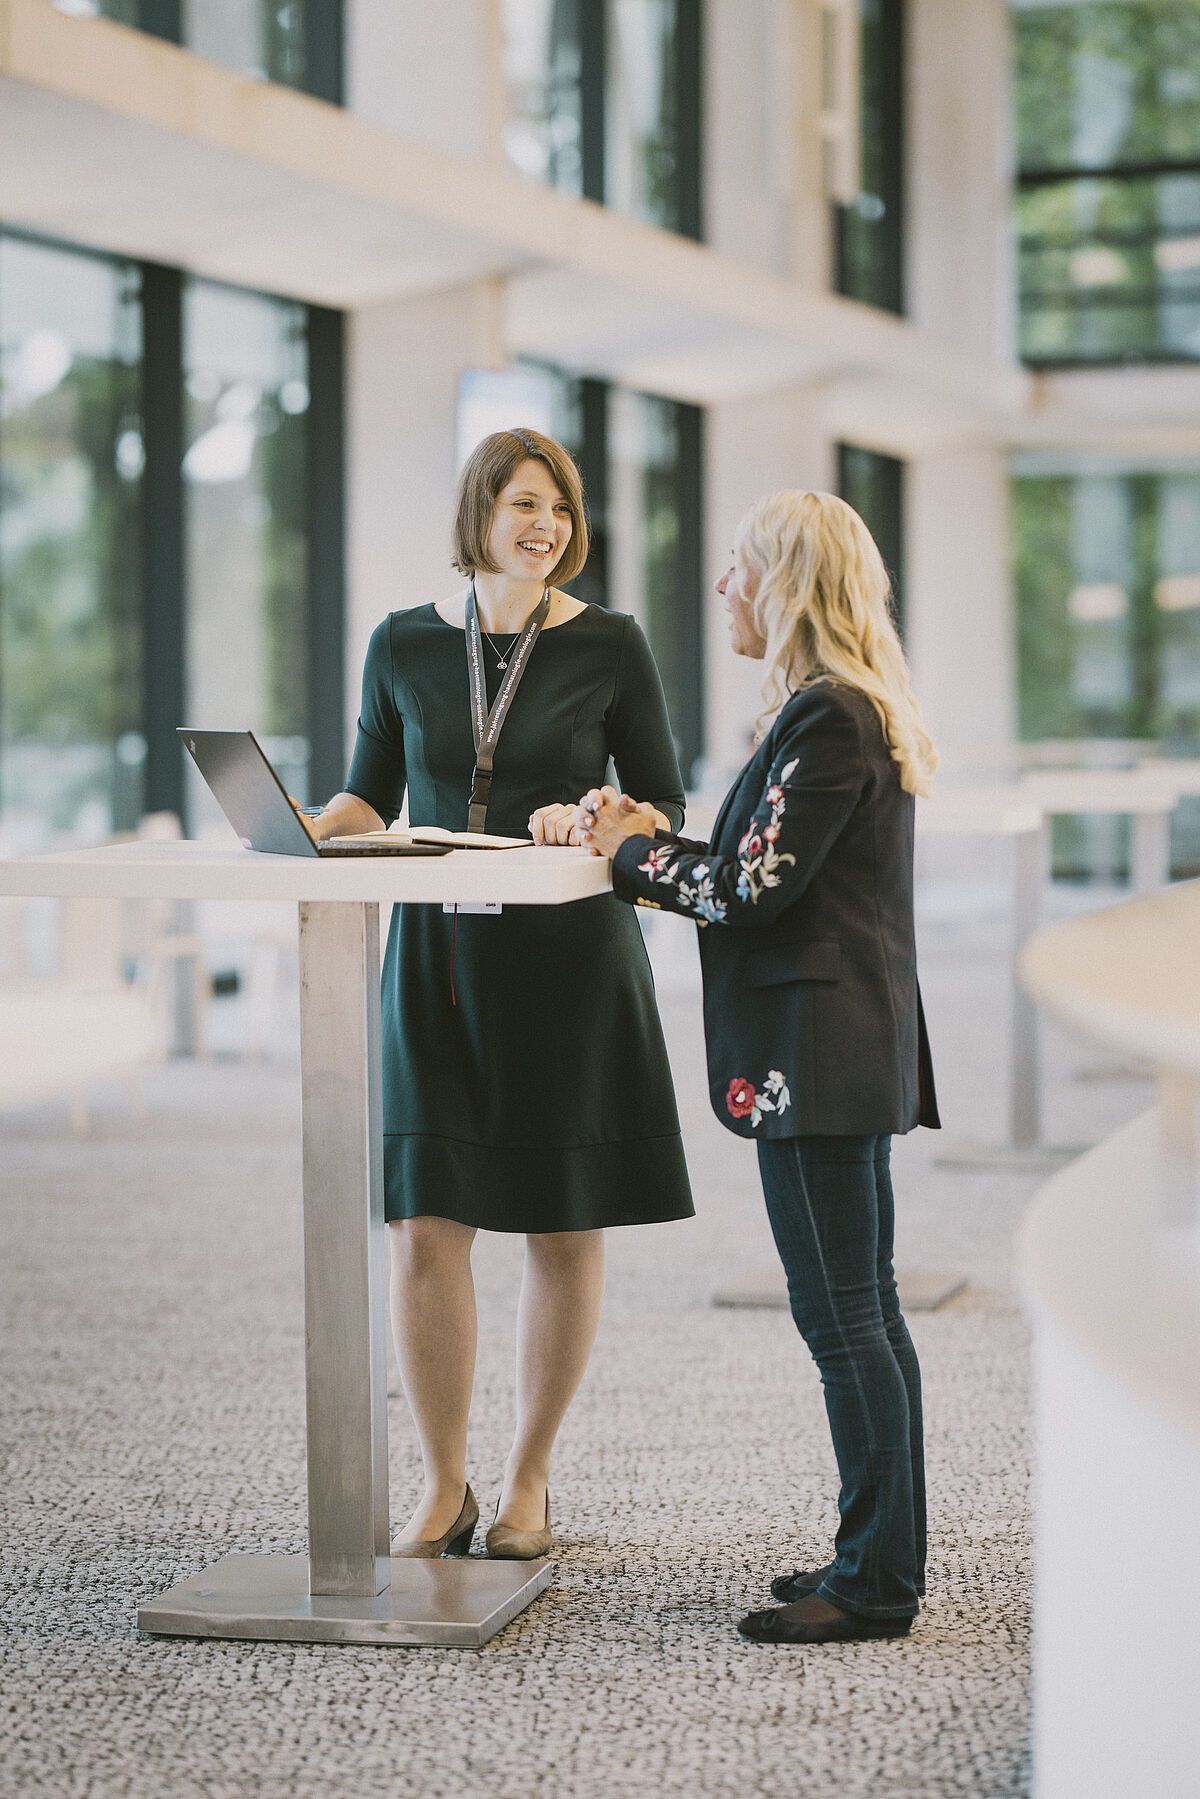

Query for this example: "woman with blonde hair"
[300,428,692,1560]
[577,490,940,1643]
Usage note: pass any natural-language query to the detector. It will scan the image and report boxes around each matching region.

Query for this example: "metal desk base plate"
[138,1553,552,1647]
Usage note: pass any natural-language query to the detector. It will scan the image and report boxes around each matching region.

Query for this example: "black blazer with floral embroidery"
[610,679,940,1140]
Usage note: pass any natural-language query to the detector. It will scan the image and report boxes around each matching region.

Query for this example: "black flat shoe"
[738,1593,914,1644]
[770,1563,833,1603]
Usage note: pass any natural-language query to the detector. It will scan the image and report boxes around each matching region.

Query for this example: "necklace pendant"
[497,657,508,670]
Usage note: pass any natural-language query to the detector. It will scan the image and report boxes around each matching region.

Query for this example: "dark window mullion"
[139,262,187,821]
[672,400,704,780]
[299,0,344,103]
[580,1,606,205]
[575,377,610,611]
[304,307,346,796]
[1019,156,1200,189]
[137,0,180,41]
[838,443,905,638]
[835,0,905,315]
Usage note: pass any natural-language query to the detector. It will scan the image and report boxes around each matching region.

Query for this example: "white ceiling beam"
[0,0,1030,438]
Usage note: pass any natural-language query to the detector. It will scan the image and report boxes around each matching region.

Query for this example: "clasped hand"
[527,787,658,852]
[574,786,658,856]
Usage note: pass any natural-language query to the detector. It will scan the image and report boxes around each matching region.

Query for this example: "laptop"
[177,729,453,858]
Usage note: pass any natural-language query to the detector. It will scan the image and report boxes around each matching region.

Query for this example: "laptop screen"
[177,730,319,857]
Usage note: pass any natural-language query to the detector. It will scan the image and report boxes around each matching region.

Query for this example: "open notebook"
[329,826,526,851]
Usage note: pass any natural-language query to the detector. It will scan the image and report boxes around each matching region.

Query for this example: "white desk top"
[1020,877,1200,1078]
[1019,768,1178,814]
[916,790,1042,837]
[0,840,613,906]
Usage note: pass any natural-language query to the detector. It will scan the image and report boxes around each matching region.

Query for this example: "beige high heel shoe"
[485,1491,552,1559]
[390,1484,478,1559]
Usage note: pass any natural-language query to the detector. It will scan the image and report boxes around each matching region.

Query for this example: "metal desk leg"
[298,901,390,1597]
[1009,826,1042,1150]
[138,899,550,1647]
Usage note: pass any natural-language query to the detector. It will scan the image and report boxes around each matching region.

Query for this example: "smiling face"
[483,458,574,582]
[716,540,767,658]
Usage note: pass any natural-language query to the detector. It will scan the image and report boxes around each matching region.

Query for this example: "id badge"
[443,901,503,915]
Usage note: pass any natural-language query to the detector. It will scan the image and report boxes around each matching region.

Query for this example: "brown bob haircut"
[451,427,589,585]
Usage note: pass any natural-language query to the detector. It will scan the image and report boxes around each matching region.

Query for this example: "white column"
[345,283,501,758]
[907,0,1016,363]
[344,0,503,163]
[702,385,832,784]
[904,0,1017,784]
[703,0,826,285]
[906,448,1015,783]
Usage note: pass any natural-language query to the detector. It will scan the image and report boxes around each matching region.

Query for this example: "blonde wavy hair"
[738,489,937,796]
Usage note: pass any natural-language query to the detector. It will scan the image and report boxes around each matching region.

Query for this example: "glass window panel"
[837,444,905,635]
[50,1,139,22]
[52,0,317,93]
[1014,1,1200,176]
[0,235,142,848]
[502,0,699,235]
[1157,472,1200,739]
[1013,459,1200,874]
[835,0,904,314]
[183,0,307,87]
[1014,3,1200,362]
[502,0,585,196]
[1017,170,1200,363]
[182,280,309,829]
[608,0,684,232]
[610,387,699,778]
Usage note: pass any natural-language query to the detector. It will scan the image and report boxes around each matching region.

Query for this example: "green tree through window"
[1014,1,1200,363]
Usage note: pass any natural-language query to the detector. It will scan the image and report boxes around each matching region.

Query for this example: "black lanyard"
[464,580,550,833]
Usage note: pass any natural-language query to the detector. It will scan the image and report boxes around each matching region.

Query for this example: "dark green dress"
[344,601,695,1233]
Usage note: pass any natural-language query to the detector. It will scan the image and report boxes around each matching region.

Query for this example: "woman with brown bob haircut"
[299,427,693,1560]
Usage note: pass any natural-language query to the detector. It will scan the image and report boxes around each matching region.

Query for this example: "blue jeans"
[757,1133,925,1619]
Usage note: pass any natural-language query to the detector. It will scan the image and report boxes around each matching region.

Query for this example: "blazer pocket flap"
[746,938,841,986]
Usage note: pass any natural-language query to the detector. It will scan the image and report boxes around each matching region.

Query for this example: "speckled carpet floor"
[0,893,1152,1798]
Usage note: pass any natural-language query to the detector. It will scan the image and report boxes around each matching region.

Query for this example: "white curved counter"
[1017,879,1200,1799]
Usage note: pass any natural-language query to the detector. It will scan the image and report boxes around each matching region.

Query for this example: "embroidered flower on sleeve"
[737,777,796,905]
[637,844,726,925]
[676,869,727,925]
[638,845,675,881]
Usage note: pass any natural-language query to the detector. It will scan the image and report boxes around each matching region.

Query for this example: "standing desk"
[1018,768,1179,894]
[0,840,610,1647]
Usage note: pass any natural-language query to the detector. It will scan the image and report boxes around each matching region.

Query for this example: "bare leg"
[388,1216,478,1543]
[497,1229,606,1531]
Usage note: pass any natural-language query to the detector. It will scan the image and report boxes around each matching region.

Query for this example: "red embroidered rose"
[764,824,779,842]
[726,1078,756,1119]
[738,829,763,861]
